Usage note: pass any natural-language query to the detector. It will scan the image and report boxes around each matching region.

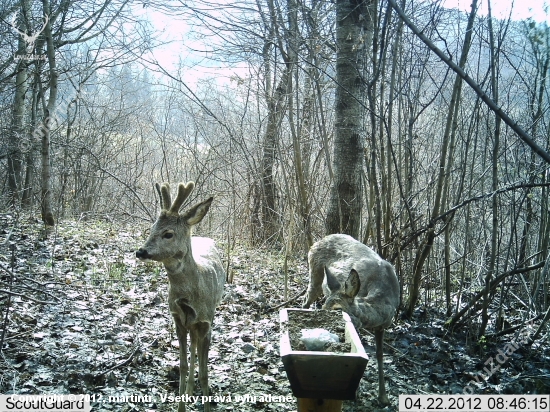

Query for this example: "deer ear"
[324,266,341,292]
[344,269,361,299]
[182,197,213,226]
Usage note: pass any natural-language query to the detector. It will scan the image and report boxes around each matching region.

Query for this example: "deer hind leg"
[375,329,390,406]
[174,319,188,412]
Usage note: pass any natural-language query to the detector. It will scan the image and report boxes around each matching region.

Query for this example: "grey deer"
[136,182,225,412]
[303,234,399,406]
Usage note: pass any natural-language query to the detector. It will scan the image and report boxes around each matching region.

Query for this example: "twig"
[485,314,544,339]
[387,0,550,164]
[8,282,61,302]
[447,261,545,327]
[1,225,15,245]
[94,346,141,378]
[0,263,62,302]
[4,331,29,341]
[263,287,307,314]
[0,289,53,305]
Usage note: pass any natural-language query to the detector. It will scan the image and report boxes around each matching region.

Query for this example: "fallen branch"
[485,314,544,339]
[447,261,545,327]
[94,346,141,378]
[263,287,307,314]
[0,289,53,305]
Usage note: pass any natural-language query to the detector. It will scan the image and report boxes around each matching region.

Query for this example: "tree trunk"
[326,0,373,238]
[287,0,313,248]
[40,0,57,226]
[384,1,405,257]
[22,66,42,208]
[480,0,502,335]
[7,1,30,206]
[258,66,289,243]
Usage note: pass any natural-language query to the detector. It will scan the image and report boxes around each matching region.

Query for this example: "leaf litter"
[0,214,548,412]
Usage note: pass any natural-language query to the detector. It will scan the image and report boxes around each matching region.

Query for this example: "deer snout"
[136,248,151,260]
[322,300,342,310]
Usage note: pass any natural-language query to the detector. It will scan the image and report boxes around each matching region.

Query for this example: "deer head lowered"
[303,234,400,406]
[136,182,225,412]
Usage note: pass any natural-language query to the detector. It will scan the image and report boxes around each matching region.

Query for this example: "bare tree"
[6,0,30,206]
[325,0,374,238]
[402,0,479,318]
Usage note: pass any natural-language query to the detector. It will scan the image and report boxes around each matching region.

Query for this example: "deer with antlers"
[10,13,49,54]
[136,182,225,412]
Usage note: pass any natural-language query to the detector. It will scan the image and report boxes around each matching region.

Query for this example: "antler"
[37,14,49,36]
[159,183,172,212]
[10,15,27,39]
[155,182,195,214]
[10,13,50,52]
[169,182,195,214]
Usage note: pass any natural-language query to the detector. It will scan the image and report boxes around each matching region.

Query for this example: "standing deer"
[303,234,399,406]
[136,182,225,412]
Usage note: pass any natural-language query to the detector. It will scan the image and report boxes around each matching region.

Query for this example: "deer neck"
[163,248,199,284]
[346,303,363,329]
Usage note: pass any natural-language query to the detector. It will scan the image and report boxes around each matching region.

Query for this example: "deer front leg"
[174,318,188,412]
[186,330,197,396]
[196,322,212,411]
[303,263,325,308]
[375,329,390,406]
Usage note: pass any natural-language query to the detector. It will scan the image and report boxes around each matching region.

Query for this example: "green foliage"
[478,334,488,351]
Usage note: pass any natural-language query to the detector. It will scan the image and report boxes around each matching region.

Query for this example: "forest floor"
[0,214,549,412]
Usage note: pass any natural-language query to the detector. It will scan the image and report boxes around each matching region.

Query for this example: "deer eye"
[163,232,174,239]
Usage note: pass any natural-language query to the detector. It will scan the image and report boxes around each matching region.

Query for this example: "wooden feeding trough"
[280,308,369,412]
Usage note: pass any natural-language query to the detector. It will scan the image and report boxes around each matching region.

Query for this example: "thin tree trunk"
[403,0,478,318]
[366,0,382,251]
[480,0,502,336]
[7,0,30,206]
[384,1,405,256]
[40,0,56,226]
[287,0,313,248]
[22,61,43,208]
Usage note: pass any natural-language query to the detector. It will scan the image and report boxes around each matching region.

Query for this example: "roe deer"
[136,182,225,412]
[303,234,399,405]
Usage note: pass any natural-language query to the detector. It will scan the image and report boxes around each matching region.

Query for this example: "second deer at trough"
[136,182,225,412]
[303,234,400,406]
